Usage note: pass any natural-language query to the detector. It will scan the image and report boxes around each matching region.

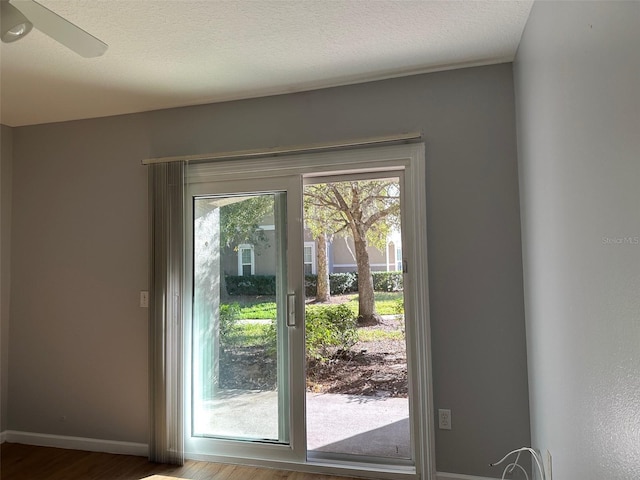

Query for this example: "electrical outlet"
[438,409,451,430]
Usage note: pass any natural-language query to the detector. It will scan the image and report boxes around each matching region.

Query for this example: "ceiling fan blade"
[11,0,107,57]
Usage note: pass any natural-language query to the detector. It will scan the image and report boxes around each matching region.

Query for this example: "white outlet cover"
[438,409,451,430]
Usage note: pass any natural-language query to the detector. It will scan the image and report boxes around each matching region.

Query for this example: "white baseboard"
[437,473,500,480]
[3,430,148,457]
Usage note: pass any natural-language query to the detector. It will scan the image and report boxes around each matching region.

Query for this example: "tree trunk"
[316,232,331,302]
[353,231,380,325]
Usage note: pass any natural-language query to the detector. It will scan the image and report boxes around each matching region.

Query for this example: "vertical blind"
[148,162,185,464]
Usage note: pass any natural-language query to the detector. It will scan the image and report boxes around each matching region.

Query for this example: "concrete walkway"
[306,392,410,458]
[195,390,410,458]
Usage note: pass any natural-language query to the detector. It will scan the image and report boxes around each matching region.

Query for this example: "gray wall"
[1,124,13,433]
[514,2,640,479]
[7,63,529,476]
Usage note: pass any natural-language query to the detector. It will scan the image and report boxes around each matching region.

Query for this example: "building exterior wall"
[223,230,398,278]
[329,236,390,273]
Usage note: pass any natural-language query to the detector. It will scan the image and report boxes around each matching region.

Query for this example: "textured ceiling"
[0,0,533,126]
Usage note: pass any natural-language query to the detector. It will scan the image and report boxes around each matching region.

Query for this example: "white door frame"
[183,143,435,480]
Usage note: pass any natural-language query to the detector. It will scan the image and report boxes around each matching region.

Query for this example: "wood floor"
[0,443,364,480]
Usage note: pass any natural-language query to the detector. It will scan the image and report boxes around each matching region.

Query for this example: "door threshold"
[185,451,419,480]
[308,454,417,479]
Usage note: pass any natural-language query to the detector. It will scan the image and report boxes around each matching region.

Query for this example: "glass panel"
[303,177,410,459]
[192,193,288,443]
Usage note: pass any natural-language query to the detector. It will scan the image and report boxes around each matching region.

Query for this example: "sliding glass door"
[183,144,431,479]
[185,176,305,463]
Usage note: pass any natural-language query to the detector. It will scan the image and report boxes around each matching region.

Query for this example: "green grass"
[230,320,404,347]
[357,329,404,342]
[223,291,404,319]
[371,292,404,302]
[344,292,404,315]
[234,302,277,320]
[226,321,272,347]
[223,292,405,349]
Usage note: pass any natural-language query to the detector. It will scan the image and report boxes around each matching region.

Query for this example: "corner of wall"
[512,1,640,478]
[0,123,14,434]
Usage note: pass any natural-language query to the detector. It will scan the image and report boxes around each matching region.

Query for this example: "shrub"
[306,271,403,297]
[329,272,358,294]
[372,271,403,292]
[220,303,276,353]
[305,272,358,296]
[264,320,278,358]
[305,304,358,363]
[219,303,242,351]
[225,275,276,295]
[304,274,318,297]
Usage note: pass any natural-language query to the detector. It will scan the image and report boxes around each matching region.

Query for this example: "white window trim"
[237,244,255,276]
[303,241,316,274]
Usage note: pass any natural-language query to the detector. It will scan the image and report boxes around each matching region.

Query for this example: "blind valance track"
[142,132,422,165]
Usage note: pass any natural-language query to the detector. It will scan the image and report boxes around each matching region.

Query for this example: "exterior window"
[396,247,403,271]
[238,244,255,276]
[304,242,315,275]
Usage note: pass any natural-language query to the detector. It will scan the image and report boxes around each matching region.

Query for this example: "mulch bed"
[219,315,408,397]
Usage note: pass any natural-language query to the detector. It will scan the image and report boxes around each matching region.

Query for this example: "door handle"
[286,293,296,327]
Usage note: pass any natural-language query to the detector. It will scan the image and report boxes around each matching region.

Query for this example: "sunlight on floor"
[142,476,190,480]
